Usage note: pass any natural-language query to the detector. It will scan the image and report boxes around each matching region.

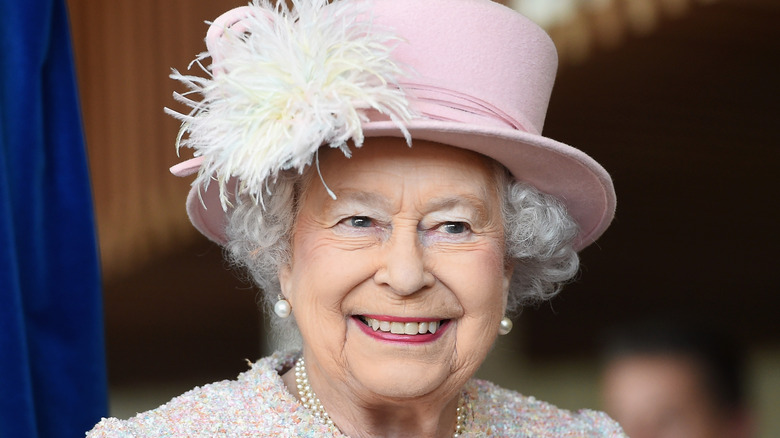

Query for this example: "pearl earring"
[274,295,291,318]
[498,317,513,335]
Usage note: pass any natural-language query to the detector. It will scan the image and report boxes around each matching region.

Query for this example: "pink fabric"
[172,0,616,250]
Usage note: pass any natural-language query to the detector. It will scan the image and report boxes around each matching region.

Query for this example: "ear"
[278,262,293,301]
[502,263,514,295]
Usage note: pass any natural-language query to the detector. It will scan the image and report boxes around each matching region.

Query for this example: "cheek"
[443,246,507,370]
[439,245,508,315]
[288,233,375,310]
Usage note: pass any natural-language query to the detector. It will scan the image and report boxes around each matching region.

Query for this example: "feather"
[166,0,414,209]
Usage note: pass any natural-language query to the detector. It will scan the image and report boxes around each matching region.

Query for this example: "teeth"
[362,317,443,335]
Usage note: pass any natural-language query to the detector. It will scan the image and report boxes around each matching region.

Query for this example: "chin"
[342,320,465,400]
[350,360,455,400]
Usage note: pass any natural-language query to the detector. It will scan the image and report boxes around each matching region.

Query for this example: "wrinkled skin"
[280,138,511,437]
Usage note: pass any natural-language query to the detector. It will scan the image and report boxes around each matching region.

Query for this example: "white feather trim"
[166,0,414,209]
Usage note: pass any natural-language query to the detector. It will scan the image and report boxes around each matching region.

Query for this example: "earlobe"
[278,263,293,300]
[502,264,514,294]
[276,264,294,319]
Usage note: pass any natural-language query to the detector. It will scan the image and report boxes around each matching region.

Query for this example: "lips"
[353,315,451,344]
[359,316,444,335]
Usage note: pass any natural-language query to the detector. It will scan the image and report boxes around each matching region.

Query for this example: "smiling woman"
[88,0,623,436]
[278,142,509,420]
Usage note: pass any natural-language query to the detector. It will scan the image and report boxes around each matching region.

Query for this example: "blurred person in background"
[600,320,755,438]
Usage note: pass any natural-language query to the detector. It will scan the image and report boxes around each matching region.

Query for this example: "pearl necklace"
[294,357,337,429]
[294,357,467,436]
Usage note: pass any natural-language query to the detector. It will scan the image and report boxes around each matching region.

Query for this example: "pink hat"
[169,0,615,251]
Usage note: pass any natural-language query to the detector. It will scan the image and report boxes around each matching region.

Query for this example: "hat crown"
[172,0,615,250]
[371,0,558,134]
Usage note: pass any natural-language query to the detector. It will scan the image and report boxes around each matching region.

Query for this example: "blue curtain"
[0,0,107,436]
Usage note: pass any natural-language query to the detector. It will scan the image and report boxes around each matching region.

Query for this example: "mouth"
[356,315,450,335]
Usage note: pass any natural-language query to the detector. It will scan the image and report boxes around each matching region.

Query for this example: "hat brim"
[185,120,615,251]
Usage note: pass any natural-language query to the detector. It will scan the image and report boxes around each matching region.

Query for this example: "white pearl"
[498,317,513,335]
[274,299,291,318]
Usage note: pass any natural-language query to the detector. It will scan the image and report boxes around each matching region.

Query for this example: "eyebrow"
[324,190,393,213]
[424,195,490,224]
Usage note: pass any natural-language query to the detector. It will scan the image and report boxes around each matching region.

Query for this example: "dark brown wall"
[525,0,780,358]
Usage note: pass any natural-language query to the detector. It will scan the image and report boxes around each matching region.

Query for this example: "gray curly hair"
[225,158,579,349]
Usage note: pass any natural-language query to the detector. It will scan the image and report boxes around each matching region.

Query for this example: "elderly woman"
[90,0,623,436]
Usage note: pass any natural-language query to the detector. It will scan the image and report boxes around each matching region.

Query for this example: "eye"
[348,216,373,228]
[439,222,469,234]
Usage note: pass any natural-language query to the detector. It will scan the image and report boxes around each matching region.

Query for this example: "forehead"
[301,137,502,204]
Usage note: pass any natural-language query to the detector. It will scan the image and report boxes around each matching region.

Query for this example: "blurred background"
[65,0,778,435]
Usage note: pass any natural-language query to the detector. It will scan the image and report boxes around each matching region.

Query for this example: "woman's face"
[280,138,511,403]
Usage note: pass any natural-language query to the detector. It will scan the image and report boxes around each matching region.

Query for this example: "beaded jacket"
[87,351,626,437]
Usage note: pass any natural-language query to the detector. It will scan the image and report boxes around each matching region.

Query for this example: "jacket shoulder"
[466,379,627,437]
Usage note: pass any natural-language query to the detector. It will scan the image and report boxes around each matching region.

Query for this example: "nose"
[373,227,435,295]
